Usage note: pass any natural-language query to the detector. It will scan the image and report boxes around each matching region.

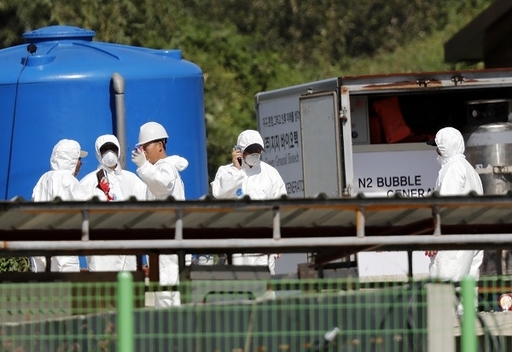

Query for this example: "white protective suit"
[80,135,147,272]
[211,130,287,274]
[136,154,190,307]
[429,127,484,282]
[32,139,88,272]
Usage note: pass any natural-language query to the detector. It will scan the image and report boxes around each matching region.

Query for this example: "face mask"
[245,153,261,167]
[101,150,118,168]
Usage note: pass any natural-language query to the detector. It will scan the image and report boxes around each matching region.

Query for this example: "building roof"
[2,194,512,266]
[445,0,512,63]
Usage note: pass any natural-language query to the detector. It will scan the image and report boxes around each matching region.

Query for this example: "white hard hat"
[137,122,169,146]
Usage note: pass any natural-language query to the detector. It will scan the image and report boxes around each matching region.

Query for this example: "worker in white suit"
[32,139,88,272]
[211,129,287,275]
[131,121,190,307]
[425,127,484,313]
[425,127,484,281]
[80,134,147,272]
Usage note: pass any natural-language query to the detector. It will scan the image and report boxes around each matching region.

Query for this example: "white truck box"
[256,69,512,279]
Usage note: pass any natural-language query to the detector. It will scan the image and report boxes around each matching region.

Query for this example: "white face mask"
[245,153,261,167]
[101,150,118,168]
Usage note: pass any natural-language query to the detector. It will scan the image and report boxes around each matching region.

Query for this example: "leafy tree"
[0,0,495,185]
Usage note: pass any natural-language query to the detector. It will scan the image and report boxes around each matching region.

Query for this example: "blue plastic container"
[0,26,207,200]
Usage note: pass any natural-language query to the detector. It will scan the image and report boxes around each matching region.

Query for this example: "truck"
[255,68,512,279]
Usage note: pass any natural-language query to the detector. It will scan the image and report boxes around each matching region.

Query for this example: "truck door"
[299,91,354,197]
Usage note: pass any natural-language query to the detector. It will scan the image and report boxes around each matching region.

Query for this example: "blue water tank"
[0,25,207,200]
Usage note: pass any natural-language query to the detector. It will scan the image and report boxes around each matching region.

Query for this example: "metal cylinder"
[466,122,512,276]
[465,122,512,195]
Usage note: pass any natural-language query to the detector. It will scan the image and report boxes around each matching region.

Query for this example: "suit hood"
[50,139,82,172]
[435,127,465,159]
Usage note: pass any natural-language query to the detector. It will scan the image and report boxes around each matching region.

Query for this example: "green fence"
[0,274,511,351]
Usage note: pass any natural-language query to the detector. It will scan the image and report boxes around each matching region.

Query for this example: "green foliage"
[0,0,495,185]
[183,0,467,64]
[0,257,30,272]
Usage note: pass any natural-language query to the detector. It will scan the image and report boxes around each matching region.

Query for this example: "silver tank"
[465,122,512,195]
[465,122,512,276]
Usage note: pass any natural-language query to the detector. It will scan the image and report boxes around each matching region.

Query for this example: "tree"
[0,0,495,184]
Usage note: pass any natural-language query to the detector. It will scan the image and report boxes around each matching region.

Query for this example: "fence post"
[461,276,477,352]
[427,283,455,352]
[117,271,134,352]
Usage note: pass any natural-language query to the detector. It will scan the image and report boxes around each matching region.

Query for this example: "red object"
[372,97,412,143]
[99,178,114,201]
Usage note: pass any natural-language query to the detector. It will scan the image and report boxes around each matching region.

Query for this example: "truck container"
[255,68,512,278]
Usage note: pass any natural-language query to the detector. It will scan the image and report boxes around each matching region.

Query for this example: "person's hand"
[131,147,147,167]
[425,250,437,258]
[232,147,242,170]
[99,177,114,201]
[99,177,110,194]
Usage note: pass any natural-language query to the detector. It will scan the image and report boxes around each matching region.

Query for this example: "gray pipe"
[111,72,126,169]
[4,234,512,252]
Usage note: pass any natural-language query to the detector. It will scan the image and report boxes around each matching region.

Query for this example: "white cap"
[236,130,264,152]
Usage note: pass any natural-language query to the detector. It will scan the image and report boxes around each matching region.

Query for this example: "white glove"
[131,148,147,167]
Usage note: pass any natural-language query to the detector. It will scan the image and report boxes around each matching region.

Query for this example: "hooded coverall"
[429,127,484,282]
[211,130,287,275]
[32,139,88,272]
[80,135,147,272]
[136,154,190,307]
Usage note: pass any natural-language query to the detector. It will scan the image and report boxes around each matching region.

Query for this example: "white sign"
[257,95,304,197]
[353,148,438,197]
[353,148,438,279]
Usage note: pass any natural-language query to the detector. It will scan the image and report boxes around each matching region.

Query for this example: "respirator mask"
[101,151,118,168]
[245,153,261,167]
